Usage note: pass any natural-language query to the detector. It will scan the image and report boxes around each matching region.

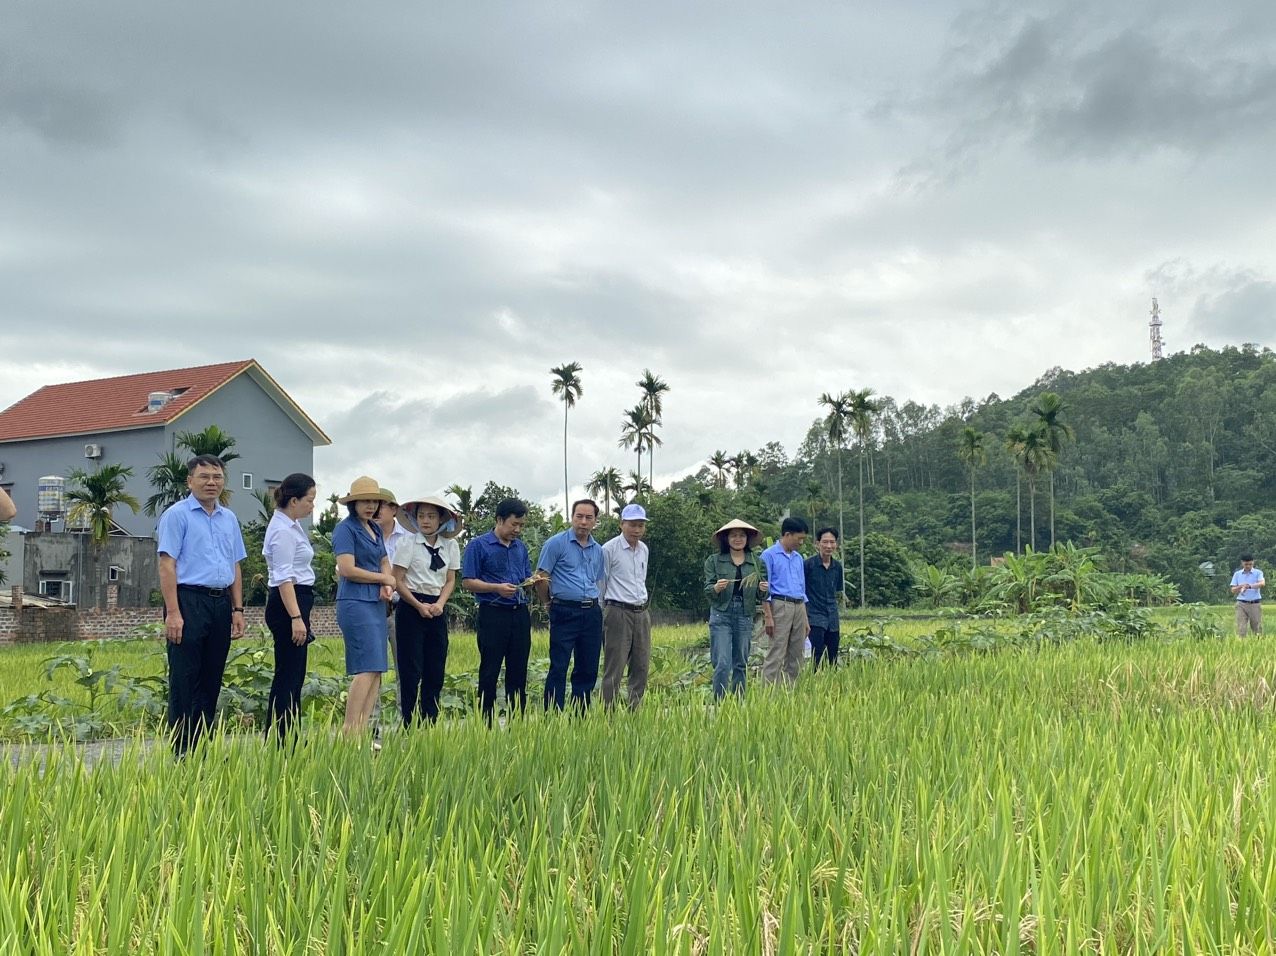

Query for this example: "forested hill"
[686,343,1275,603]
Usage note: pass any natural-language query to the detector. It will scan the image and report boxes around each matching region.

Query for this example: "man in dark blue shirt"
[461,498,532,722]
[804,527,843,669]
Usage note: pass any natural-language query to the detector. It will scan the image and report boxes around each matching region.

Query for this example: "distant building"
[0,359,331,537]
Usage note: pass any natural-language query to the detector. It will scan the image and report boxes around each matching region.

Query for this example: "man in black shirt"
[803,527,843,669]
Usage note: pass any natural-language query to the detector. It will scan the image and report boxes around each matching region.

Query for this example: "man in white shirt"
[601,503,652,709]
[1231,553,1265,636]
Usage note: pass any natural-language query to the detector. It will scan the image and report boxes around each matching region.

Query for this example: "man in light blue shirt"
[1231,553,1265,636]
[157,455,247,754]
[760,516,809,685]
[536,498,606,710]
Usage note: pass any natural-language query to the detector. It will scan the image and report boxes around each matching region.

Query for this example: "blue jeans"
[708,597,751,699]
[544,602,604,711]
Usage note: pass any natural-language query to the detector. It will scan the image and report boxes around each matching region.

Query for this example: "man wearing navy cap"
[601,503,652,709]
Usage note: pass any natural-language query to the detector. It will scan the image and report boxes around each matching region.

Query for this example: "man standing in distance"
[600,503,651,709]
[536,498,606,711]
[804,527,843,670]
[461,498,532,723]
[1231,553,1265,636]
[760,516,809,685]
[156,455,247,754]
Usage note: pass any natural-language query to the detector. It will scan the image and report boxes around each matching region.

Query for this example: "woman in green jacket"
[703,519,769,698]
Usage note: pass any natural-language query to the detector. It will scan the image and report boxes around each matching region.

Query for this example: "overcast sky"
[3,0,1275,510]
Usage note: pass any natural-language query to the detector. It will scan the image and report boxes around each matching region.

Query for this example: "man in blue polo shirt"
[535,498,606,711]
[157,454,248,754]
[1231,553,1265,636]
[760,516,810,686]
[461,498,532,723]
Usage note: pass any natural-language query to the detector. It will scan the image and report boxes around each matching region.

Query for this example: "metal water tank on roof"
[37,476,65,516]
[147,391,173,413]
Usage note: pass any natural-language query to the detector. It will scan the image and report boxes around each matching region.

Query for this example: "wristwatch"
[232,607,244,613]
[290,615,302,621]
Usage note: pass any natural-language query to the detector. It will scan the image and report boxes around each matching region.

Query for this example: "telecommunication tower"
[1149,297,1164,360]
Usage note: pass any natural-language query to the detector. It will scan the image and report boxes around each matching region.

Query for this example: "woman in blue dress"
[332,476,396,738]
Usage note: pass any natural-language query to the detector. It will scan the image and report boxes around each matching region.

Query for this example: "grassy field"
[5,607,1276,952]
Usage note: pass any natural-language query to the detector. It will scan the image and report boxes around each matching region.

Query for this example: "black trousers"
[166,586,233,754]
[476,603,531,723]
[395,594,449,725]
[544,602,604,711]
[265,584,313,740]
[809,624,840,670]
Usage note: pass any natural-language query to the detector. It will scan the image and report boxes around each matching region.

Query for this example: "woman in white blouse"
[262,473,318,739]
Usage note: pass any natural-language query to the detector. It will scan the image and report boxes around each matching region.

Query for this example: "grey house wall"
[21,532,158,608]
[164,374,316,530]
[0,528,23,588]
[0,427,165,536]
[0,372,318,537]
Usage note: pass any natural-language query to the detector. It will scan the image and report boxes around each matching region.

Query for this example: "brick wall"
[0,604,342,643]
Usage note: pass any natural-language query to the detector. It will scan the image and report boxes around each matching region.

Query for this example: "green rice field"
[5,608,1276,952]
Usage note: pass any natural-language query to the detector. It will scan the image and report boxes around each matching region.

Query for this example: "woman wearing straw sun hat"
[703,519,769,700]
[392,493,463,726]
[332,476,396,739]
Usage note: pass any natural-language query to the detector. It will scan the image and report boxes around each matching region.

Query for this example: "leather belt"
[552,598,597,608]
[604,599,648,611]
[1238,599,1262,604]
[772,594,804,604]
[178,584,229,598]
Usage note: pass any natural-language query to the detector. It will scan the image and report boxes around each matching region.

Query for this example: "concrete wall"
[163,374,316,531]
[0,427,165,536]
[21,532,158,609]
[0,527,21,588]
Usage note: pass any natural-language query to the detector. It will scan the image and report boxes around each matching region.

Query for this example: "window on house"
[39,577,71,602]
[242,473,253,490]
[108,565,125,582]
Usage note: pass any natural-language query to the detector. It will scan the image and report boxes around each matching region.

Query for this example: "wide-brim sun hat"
[379,488,400,507]
[712,518,761,549]
[400,493,464,539]
[338,476,394,505]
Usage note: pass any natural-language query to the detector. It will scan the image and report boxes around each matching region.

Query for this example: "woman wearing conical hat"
[703,519,769,699]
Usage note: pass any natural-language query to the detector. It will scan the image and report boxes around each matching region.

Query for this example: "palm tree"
[1031,392,1075,548]
[175,424,240,463]
[729,451,750,490]
[618,404,652,479]
[550,362,584,516]
[1003,425,1028,554]
[818,390,851,600]
[1007,424,1053,552]
[173,425,240,506]
[445,484,474,531]
[957,427,987,569]
[587,466,624,516]
[144,451,189,516]
[708,450,730,489]
[623,470,652,500]
[636,369,670,489]
[65,464,141,609]
[848,388,880,609]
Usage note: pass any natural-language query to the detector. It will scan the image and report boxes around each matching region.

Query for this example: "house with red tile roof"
[0,360,330,603]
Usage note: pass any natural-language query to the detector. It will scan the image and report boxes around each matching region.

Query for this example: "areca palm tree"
[587,467,624,515]
[445,484,474,537]
[1032,391,1075,548]
[550,362,584,516]
[848,388,880,608]
[636,369,670,489]
[957,426,987,569]
[1007,424,1053,552]
[818,390,851,601]
[708,450,730,489]
[144,451,189,516]
[65,464,141,609]
[622,470,652,500]
[172,425,240,506]
[618,404,652,479]
[729,451,750,490]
